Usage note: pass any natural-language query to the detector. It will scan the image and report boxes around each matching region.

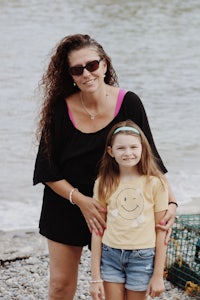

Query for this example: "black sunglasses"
[69,58,102,76]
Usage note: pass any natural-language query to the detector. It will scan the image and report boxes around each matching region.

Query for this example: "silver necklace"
[80,92,107,120]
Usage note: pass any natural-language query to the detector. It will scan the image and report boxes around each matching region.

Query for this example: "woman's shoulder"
[51,99,69,130]
[116,89,145,121]
[53,98,69,119]
[55,98,67,110]
[123,90,143,106]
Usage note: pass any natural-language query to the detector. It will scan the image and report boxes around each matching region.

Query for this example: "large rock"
[0,229,48,262]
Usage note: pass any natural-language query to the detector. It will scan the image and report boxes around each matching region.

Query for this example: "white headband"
[113,126,140,135]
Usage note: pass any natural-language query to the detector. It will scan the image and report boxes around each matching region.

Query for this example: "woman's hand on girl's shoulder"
[77,195,106,235]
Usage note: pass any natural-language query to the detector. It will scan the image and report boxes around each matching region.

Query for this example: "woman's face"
[68,47,107,93]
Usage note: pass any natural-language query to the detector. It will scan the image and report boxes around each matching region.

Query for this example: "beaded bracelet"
[168,201,178,208]
[69,188,78,205]
[91,279,103,284]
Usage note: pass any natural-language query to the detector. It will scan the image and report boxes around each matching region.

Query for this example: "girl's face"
[108,133,142,170]
[68,47,107,93]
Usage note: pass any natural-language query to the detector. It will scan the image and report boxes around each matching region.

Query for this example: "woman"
[33,34,177,300]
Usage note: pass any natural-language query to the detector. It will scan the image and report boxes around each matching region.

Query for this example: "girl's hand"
[155,204,176,244]
[90,282,105,300]
[146,276,165,298]
[77,196,106,235]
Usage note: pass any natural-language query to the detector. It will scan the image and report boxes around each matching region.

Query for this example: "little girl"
[90,120,168,300]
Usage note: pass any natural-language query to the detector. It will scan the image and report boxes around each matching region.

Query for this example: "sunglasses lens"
[69,59,101,76]
[69,66,83,76]
[86,60,99,72]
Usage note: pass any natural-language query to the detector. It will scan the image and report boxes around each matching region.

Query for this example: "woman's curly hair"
[37,34,118,156]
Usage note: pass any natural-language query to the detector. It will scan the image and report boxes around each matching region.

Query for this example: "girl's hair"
[98,120,165,204]
[37,34,118,155]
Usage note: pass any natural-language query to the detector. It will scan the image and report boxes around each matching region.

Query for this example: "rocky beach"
[1,0,200,298]
[0,225,199,300]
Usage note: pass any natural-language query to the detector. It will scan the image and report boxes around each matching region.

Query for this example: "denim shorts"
[101,244,155,291]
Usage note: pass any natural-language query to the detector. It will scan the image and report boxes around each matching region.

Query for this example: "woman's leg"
[48,239,83,300]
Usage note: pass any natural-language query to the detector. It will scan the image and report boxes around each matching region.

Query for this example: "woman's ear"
[107,146,114,157]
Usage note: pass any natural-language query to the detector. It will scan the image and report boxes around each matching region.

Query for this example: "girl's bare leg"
[126,290,147,300]
[104,282,125,300]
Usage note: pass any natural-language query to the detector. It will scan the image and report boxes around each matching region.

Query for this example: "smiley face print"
[111,188,145,227]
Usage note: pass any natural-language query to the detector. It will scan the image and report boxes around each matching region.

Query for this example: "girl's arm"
[90,214,106,300]
[46,180,106,234]
[146,210,167,298]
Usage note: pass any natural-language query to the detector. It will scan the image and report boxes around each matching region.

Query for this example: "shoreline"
[177,197,200,215]
[1,197,199,233]
[1,203,200,262]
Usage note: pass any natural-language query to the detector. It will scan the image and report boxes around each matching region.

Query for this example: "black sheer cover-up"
[33,91,167,247]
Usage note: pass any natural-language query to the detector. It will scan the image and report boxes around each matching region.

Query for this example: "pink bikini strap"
[66,99,76,126]
[114,88,126,117]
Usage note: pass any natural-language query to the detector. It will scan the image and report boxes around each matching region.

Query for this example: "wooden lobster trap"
[165,214,200,297]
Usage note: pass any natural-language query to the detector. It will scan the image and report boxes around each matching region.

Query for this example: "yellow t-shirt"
[93,175,168,250]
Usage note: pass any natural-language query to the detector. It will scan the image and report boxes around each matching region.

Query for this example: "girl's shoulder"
[146,175,167,191]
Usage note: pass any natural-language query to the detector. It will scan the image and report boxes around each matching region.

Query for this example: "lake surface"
[0,0,199,230]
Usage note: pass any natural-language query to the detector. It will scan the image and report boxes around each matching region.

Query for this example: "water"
[0,0,200,231]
